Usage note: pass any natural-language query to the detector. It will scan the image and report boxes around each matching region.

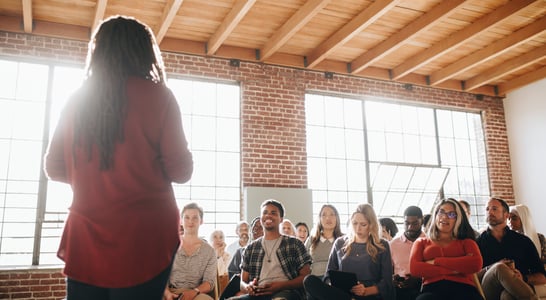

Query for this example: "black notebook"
[328,270,358,294]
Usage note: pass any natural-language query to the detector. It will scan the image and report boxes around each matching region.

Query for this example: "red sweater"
[410,238,482,287]
[45,77,193,287]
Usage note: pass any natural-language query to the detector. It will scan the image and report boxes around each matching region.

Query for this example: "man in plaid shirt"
[229,199,311,300]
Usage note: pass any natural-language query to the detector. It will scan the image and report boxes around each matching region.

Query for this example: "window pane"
[306,126,326,157]
[169,78,241,234]
[305,94,324,126]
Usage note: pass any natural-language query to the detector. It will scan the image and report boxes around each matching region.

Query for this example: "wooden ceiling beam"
[259,0,330,61]
[305,0,399,68]
[497,64,546,96]
[207,0,256,56]
[351,0,466,74]
[430,14,546,86]
[466,44,546,91]
[160,36,498,96]
[155,0,184,44]
[92,0,108,34]
[391,0,537,80]
[22,0,32,33]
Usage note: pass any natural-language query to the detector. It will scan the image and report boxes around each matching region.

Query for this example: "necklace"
[262,237,280,263]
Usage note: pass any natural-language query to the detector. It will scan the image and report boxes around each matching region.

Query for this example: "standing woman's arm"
[44,104,71,183]
[159,89,193,183]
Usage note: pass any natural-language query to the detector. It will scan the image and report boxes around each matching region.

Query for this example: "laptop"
[328,270,358,294]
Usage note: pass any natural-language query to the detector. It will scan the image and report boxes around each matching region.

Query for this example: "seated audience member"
[410,198,483,300]
[295,222,310,243]
[222,217,264,300]
[211,229,231,276]
[280,219,297,237]
[379,217,398,241]
[305,204,344,280]
[165,203,216,300]
[229,199,311,300]
[459,199,479,237]
[228,217,264,279]
[211,229,231,295]
[477,197,546,300]
[390,206,425,300]
[509,204,546,264]
[227,221,250,257]
[304,203,395,300]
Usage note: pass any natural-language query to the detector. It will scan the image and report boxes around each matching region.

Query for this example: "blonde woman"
[304,203,395,299]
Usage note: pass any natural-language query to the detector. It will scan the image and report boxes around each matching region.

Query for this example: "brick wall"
[0,31,514,298]
[0,268,65,300]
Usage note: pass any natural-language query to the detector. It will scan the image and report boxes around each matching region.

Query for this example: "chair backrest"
[472,273,486,299]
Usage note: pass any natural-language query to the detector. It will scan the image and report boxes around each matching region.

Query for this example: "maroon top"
[45,77,193,287]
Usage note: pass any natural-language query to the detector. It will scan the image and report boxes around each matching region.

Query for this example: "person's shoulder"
[334,235,348,246]
[412,236,430,246]
[389,235,404,245]
[246,238,262,249]
[476,228,490,241]
[201,240,214,251]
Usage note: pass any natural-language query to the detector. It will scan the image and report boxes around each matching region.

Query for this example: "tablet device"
[328,270,358,294]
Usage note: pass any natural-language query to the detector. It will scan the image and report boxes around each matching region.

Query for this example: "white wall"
[504,78,546,233]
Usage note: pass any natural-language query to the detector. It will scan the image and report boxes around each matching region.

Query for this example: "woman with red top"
[44,15,193,300]
[410,198,483,300]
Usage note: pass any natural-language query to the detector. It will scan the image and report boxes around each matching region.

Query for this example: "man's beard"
[486,216,503,226]
[405,230,421,240]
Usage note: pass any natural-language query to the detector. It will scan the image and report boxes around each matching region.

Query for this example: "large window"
[305,93,490,229]
[168,78,241,238]
[0,58,241,267]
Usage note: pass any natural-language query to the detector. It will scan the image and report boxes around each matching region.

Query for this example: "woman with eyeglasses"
[409,198,483,300]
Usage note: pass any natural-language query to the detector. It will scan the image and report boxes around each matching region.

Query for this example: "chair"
[533,284,546,299]
[472,273,486,300]
[217,273,229,296]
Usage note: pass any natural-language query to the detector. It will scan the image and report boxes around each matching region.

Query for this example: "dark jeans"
[303,275,378,300]
[66,264,172,300]
[395,286,419,300]
[417,280,483,300]
[227,289,301,300]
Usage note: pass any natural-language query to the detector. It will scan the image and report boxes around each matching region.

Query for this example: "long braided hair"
[74,15,166,169]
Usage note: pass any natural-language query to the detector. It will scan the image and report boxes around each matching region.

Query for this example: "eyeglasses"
[437,210,457,219]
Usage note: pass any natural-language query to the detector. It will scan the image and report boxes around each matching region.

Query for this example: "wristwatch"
[193,288,200,295]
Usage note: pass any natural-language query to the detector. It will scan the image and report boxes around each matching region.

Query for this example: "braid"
[73,16,165,169]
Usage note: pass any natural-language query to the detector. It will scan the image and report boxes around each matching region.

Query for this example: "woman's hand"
[350,282,367,297]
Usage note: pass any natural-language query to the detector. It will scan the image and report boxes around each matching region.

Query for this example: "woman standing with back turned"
[44,15,193,300]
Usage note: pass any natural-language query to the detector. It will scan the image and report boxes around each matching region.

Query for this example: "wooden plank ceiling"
[1,0,546,97]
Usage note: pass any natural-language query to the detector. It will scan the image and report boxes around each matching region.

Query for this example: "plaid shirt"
[241,235,311,297]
